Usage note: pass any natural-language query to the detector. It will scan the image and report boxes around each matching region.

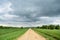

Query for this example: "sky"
[0,0,60,27]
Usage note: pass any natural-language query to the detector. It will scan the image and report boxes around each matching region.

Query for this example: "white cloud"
[4,14,18,18]
[52,19,60,24]
[0,2,17,20]
[0,14,19,20]
[0,2,13,13]
[40,16,49,19]
[0,8,4,13]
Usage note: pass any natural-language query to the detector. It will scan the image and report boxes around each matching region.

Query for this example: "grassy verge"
[33,29,60,40]
[0,28,28,40]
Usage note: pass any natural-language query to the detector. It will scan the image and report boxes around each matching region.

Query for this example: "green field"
[33,29,60,40]
[0,27,60,40]
[0,28,28,40]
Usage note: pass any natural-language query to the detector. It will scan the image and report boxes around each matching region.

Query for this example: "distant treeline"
[36,25,60,29]
[0,26,20,29]
[0,26,28,29]
[0,25,60,29]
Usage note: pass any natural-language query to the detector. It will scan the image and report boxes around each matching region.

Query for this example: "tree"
[37,26,40,28]
[41,25,48,29]
[20,27,23,29]
[55,25,60,29]
[0,26,3,29]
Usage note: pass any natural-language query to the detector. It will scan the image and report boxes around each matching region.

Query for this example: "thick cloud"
[0,0,60,27]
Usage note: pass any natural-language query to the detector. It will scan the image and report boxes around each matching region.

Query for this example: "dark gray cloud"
[10,0,60,22]
[0,0,60,26]
[10,0,60,15]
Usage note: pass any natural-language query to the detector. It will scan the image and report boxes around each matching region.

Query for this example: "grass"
[33,29,60,40]
[0,28,28,40]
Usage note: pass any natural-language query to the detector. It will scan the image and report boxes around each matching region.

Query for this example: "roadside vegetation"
[33,25,60,40]
[0,24,60,40]
[0,26,28,40]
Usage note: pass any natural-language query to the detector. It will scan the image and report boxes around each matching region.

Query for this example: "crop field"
[33,29,60,40]
[0,28,28,40]
[0,26,60,40]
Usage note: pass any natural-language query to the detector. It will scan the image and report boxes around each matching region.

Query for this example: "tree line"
[0,26,20,29]
[37,25,60,29]
[0,25,60,29]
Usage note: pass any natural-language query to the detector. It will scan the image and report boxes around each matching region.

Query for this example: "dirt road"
[17,29,46,40]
